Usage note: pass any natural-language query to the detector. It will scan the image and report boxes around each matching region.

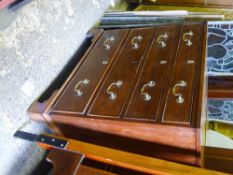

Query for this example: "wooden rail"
[208,76,233,98]
[38,133,230,175]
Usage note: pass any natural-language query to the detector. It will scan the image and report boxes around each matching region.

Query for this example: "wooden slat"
[78,165,117,175]
[46,149,84,175]
[46,149,116,175]
[39,133,230,175]
[204,146,233,174]
[208,76,233,98]
[51,114,198,151]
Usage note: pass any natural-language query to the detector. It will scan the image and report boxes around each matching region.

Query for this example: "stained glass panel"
[208,22,233,74]
[208,99,233,123]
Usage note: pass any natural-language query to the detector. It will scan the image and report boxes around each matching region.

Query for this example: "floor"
[0,1,111,174]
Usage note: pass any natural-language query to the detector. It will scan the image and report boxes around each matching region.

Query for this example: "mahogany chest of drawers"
[29,22,207,166]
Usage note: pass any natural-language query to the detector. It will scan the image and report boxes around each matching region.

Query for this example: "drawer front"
[52,30,128,115]
[162,23,203,124]
[124,25,180,120]
[88,28,154,118]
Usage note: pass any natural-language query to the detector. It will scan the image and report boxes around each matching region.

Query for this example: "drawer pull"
[183,31,193,46]
[107,80,123,100]
[141,81,156,101]
[74,79,90,96]
[157,33,168,48]
[103,36,115,50]
[131,35,143,49]
[172,80,187,104]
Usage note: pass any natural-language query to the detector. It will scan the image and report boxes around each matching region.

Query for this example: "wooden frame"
[28,23,207,166]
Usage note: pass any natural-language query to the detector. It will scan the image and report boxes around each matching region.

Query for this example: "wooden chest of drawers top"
[28,22,207,166]
[51,22,206,128]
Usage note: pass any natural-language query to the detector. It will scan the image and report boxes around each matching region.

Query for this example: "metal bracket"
[37,135,68,149]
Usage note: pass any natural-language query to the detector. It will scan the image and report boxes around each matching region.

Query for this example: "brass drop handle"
[157,33,168,48]
[131,35,143,49]
[107,80,123,100]
[183,31,193,46]
[140,81,156,101]
[172,80,187,104]
[103,36,115,50]
[74,79,90,96]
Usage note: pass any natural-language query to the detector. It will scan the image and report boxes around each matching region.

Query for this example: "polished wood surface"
[51,114,198,151]
[49,22,206,126]
[39,133,229,175]
[194,21,207,166]
[88,28,154,118]
[28,29,104,122]
[125,25,180,120]
[52,29,128,115]
[29,22,207,166]
[78,165,117,175]
[204,146,233,174]
[207,0,233,7]
[54,121,199,165]
[47,149,116,175]
[162,23,203,124]
[208,76,233,98]
[46,149,84,175]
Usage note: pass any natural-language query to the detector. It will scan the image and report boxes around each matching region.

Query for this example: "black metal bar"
[13,130,38,142]
[14,130,68,149]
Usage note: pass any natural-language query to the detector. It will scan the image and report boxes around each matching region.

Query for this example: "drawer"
[52,29,128,115]
[88,28,155,118]
[124,25,181,121]
[161,23,203,124]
